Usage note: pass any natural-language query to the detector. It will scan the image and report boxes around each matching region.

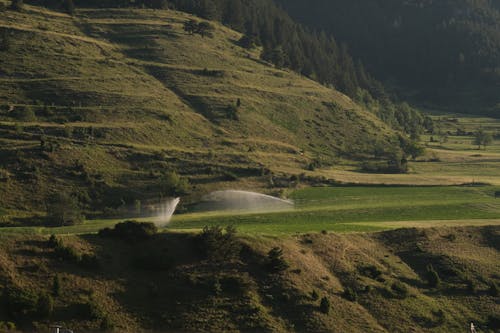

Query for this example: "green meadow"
[2,185,499,235]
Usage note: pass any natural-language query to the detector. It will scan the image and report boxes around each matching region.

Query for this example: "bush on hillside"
[342,287,358,302]
[98,221,157,241]
[266,247,289,273]
[52,274,61,297]
[391,281,410,299]
[319,297,330,314]
[12,106,36,122]
[426,264,441,288]
[46,192,83,226]
[238,34,259,49]
[359,265,383,279]
[2,286,38,320]
[159,171,190,197]
[183,20,214,38]
[49,235,100,268]
[100,315,114,331]
[36,293,54,318]
[197,225,241,262]
[488,281,499,297]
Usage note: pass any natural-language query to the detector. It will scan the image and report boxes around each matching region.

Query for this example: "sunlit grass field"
[2,185,499,235]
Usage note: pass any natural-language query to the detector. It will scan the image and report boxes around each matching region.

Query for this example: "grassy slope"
[0,4,396,215]
[0,226,498,332]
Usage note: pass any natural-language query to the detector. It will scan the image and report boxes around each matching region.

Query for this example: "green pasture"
[2,186,499,235]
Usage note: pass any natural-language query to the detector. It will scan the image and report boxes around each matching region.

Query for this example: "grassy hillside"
[0,3,399,218]
[0,226,498,332]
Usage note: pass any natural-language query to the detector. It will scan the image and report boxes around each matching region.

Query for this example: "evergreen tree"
[266,247,289,273]
[319,297,330,313]
[52,275,61,297]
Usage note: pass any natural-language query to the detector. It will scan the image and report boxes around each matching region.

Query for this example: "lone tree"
[52,275,61,297]
[46,192,83,226]
[266,247,289,273]
[473,128,493,150]
[183,19,198,35]
[196,21,214,38]
[319,297,330,314]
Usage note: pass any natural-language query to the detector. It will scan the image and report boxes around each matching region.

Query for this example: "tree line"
[276,0,500,117]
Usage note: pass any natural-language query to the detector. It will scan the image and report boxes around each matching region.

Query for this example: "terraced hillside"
[0,226,498,332]
[0,4,399,217]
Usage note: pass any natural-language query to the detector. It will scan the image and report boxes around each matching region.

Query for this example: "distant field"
[2,185,499,235]
[318,114,500,186]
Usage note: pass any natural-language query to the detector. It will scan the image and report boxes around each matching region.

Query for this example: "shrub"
[391,281,410,299]
[46,192,83,226]
[488,281,499,297]
[54,243,81,262]
[311,290,319,301]
[197,225,241,262]
[319,297,330,314]
[426,264,441,288]
[2,286,38,319]
[342,287,357,302]
[48,234,61,248]
[83,299,104,320]
[159,171,189,196]
[98,221,157,241]
[196,21,214,38]
[465,278,476,294]
[266,247,289,273]
[100,315,114,331]
[36,293,54,318]
[13,106,36,122]
[359,265,382,279]
[238,34,258,49]
[52,275,61,297]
